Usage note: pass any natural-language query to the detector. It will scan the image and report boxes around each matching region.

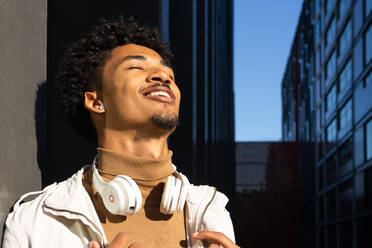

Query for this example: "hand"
[192,231,240,248]
[89,232,142,248]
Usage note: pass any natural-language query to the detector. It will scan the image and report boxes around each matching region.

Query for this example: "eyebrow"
[117,55,171,68]
[118,55,146,64]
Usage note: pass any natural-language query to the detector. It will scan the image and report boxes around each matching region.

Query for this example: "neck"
[98,128,170,159]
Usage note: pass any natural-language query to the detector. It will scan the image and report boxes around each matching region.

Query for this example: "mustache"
[146,83,171,90]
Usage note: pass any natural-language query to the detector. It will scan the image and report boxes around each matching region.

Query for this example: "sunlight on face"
[100,44,181,132]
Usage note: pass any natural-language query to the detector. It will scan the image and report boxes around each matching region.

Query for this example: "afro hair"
[55,17,173,142]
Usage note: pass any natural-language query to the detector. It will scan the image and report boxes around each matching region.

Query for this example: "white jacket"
[2,166,235,248]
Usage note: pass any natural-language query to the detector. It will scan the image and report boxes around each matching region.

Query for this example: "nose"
[146,68,172,85]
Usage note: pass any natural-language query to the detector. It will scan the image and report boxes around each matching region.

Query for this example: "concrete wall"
[0,0,46,241]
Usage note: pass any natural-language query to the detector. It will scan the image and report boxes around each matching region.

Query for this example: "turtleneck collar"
[96,148,174,181]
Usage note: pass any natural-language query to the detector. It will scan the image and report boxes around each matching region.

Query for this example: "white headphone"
[91,156,189,216]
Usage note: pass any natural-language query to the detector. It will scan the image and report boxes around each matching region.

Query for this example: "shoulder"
[6,182,57,227]
[6,166,87,222]
[3,167,87,246]
[187,184,229,209]
[3,182,58,247]
[186,184,235,242]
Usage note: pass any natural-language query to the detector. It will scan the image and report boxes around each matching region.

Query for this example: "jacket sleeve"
[201,191,236,243]
[2,218,23,248]
[1,188,49,248]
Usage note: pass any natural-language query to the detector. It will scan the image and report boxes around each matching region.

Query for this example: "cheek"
[103,84,132,111]
[175,88,181,103]
[108,75,135,99]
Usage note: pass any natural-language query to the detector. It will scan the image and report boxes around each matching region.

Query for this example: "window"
[367,0,372,18]
[339,60,352,95]
[355,172,364,211]
[326,0,335,18]
[327,189,337,220]
[317,134,324,161]
[339,99,352,133]
[316,78,322,103]
[316,107,322,133]
[316,0,322,15]
[326,18,336,48]
[366,25,372,64]
[339,20,352,55]
[355,168,372,211]
[355,127,365,166]
[339,0,351,17]
[367,119,372,160]
[316,50,321,75]
[366,71,372,87]
[316,18,322,45]
[327,119,337,145]
[339,180,353,217]
[327,153,337,185]
[318,165,324,190]
[339,138,353,175]
[326,85,336,112]
[327,52,336,80]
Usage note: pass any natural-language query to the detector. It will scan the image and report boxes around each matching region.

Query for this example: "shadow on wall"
[35,81,96,187]
[35,82,47,186]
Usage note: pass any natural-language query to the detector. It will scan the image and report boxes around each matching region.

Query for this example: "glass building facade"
[282,0,372,247]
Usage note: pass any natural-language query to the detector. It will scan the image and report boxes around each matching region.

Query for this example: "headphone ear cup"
[92,162,142,216]
[160,175,182,214]
[98,179,126,215]
[92,164,126,215]
[114,175,142,215]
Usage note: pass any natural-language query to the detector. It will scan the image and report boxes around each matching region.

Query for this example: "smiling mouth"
[141,85,176,104]
[148,91,171,98]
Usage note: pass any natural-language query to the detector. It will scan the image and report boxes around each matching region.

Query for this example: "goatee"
[150,113,179,130]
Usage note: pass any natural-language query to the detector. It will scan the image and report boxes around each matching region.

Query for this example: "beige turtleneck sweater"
[82,148,187,247]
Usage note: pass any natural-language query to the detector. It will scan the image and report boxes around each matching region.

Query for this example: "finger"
[202,239,218,248]
[89,241,101,248]
[109,232,129,248]
[193,231,240,248]
[128,242,142,248]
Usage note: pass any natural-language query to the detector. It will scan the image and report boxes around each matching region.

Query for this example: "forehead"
[110,43,163,63]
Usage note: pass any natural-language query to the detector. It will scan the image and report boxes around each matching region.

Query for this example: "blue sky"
[234,0,303,141]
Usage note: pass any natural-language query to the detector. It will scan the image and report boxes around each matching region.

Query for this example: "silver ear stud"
[98,105,105,111]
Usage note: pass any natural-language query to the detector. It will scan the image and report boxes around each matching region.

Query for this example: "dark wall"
[45,0,161,186]
[169,0,235,210]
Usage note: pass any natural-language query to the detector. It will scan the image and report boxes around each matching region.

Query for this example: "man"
[2,17,238,248]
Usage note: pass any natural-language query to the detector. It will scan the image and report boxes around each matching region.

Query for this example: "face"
[99,44,181,132]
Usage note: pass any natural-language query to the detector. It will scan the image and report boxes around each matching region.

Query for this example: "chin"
[149,112,179,130]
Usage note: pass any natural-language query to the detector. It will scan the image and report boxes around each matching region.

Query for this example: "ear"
[84,91,105,114]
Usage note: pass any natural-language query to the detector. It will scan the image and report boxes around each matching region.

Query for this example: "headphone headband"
[91,155,188,216]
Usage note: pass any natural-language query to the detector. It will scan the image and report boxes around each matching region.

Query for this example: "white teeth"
[149,91,171,98]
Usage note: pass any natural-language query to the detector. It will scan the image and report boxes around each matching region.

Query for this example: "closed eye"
[128,66,144,70]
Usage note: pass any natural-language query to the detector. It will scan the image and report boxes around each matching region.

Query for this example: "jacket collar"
[42,166,107,244]
[41,164,225,247]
